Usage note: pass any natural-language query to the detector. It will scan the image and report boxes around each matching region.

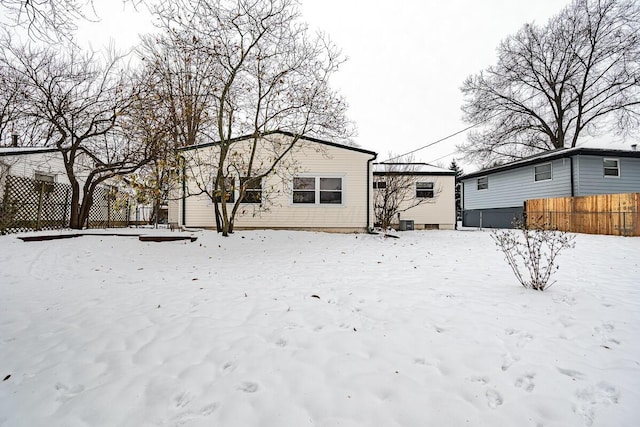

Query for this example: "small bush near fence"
[0,175,130,234]
[491,219,576,291]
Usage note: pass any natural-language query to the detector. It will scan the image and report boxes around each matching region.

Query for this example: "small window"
[534,163,552,182]
[416,182,434,198]
[373,180,386,189]
[477,176,488,190]
[34,172,54,183]
[603,159,620,177]
[213,177,235,203]
[240,177,262,204]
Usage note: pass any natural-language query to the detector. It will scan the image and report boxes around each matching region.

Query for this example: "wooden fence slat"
[526,193,639,236]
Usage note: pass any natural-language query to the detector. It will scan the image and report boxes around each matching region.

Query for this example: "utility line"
[383,122,482,162]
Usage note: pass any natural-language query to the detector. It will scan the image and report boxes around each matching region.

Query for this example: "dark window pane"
[373,181,386,189]
[477,177,488,190]
[320,191,342,204]
[293,191,315,203]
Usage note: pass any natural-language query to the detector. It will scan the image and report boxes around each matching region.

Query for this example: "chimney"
[632,144,638,151]
[11,133,18,147]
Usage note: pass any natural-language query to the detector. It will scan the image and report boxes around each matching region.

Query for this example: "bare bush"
[491,220,575,291]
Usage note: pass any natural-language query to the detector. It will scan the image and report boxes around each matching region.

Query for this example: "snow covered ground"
[0,229,638,427]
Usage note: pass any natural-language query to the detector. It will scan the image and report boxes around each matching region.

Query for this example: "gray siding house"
[460,147,640,228]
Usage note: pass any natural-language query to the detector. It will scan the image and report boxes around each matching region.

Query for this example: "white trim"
[603,158,620,178]
[291,174,346,207]
[477,176,488,191]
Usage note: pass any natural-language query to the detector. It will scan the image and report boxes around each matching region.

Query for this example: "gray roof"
[460,147,640,180]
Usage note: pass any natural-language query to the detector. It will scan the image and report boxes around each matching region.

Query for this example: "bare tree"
[1,39,158,229]
[0,0,147,41]
[373,155,441,230]
[460,0,640,166]
[154,0,353,236]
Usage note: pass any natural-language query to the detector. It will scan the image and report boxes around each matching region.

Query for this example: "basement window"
[373,180,386,189]
[603,159,620,177]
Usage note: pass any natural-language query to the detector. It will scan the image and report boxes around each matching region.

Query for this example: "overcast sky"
[78,0,582,171]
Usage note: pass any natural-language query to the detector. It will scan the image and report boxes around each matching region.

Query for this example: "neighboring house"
[460,147,640,228]
[0,146,69,189]
[170,131,378,232]
[373,163,456,230]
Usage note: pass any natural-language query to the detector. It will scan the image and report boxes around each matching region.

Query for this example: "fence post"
[479,210,483,229]
[107,193,112,228]
[36,183,44,230]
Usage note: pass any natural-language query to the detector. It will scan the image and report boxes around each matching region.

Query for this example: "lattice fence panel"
[86,186,131,228]
[1,175,72,234]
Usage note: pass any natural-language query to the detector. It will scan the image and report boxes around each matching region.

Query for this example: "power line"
[383,121,482,162]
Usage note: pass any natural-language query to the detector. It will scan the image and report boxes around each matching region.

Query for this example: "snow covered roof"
[460,147,640,180]
[373,162,455,176]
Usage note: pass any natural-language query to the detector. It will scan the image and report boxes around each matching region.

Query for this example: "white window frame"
[292,175,345,206]
[477,176,488,190]
[239,176,262,204]
[415,181,434,198]
[603,158,620,178]
[534,163,552,182]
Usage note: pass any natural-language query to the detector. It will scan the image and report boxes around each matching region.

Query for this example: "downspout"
[367,153,378,233]
[181,159,186,227]
[569,156,575,197]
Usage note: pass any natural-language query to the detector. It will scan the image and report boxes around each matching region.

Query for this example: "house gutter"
[181,160,186,226]
[570,156,575,197]
[367,153,378,232]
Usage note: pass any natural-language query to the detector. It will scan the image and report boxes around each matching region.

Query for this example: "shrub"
[491,220,575,291]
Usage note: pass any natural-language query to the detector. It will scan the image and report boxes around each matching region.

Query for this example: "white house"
[169,131,379,232]
[0,146,69,189]
[373,163,456,230]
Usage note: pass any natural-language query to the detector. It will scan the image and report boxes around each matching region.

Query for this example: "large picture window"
[534,163,552,182]
[293,176,343,205]
[415,182,434,198]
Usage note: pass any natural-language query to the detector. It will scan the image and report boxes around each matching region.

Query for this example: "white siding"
[378,175,456,229]
[0,150,69,184]
[172,135,376,231]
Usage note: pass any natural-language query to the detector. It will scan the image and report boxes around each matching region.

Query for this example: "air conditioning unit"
[399,219,414,231]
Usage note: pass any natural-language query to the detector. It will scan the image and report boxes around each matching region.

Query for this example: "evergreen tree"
[449,159,464,223]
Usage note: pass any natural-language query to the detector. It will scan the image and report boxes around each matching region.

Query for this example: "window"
[293,177,316,204]
[34,172,54,183]
[603,159,620,177]
[373,180,387,189]
[415,182,434,198]
[534,163,552,182]
[213,177,235,203]
[240,177,262,204]
[477,176,488,190]
[34,172,55,193]
[293,176,343,205]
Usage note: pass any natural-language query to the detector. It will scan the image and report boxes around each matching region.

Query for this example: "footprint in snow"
[573,382,619,426]
[54,382,85,402]
[501,352,520,371]
[174,391,193,408]
[515,373,536,392]
[485,389,503,408]
[238,382,259,393]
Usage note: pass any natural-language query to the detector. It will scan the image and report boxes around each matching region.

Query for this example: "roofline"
[178,130,377,156]
[373,171,456,176]
[0,147,59,157]
[460,147,640,180]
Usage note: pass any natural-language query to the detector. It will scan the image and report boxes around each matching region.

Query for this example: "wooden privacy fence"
[1,174,131,235]
[526,193,640,236]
